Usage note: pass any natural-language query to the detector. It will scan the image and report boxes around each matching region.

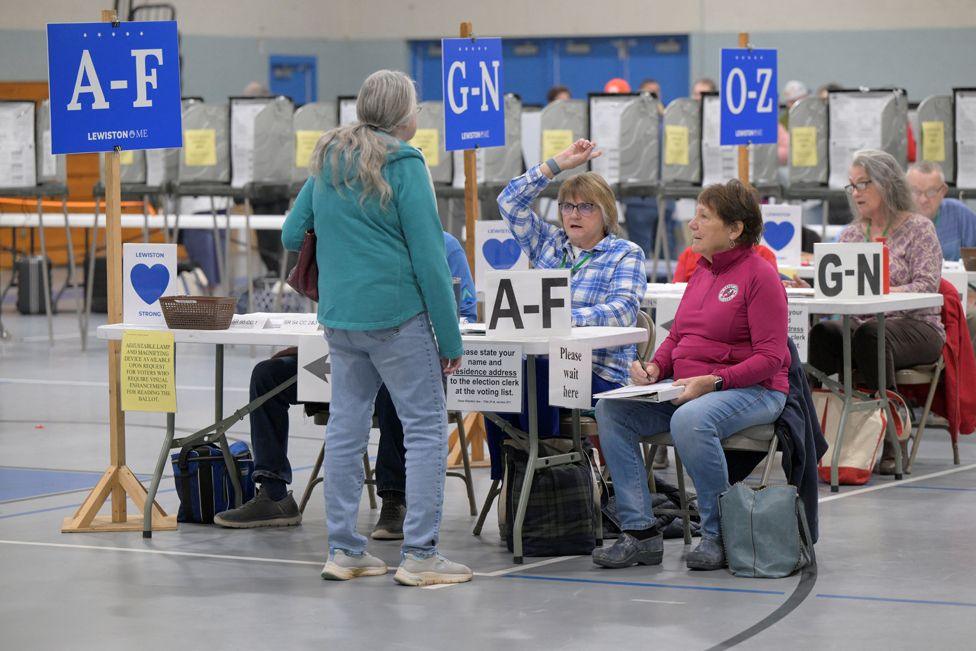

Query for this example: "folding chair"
[896,355,956,471]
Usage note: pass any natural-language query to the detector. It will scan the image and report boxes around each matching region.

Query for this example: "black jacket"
[725,339,828,542]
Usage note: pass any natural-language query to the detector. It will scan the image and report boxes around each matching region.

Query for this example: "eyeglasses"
[559,201,597,216]
[844,180,872,194]
[910,186,945,199]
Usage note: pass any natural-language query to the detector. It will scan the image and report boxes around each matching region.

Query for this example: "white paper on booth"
[446,343,523,413]
[0,103,36,188]
[548,339,592,409]
[297,335,332,403]
[475,220,529,294]
[955,92,976,189]
[41,129,56,178]
[588,97,630,185]
[122,243,179,325]
[701,95,738,186]
[452,149,485,188]
[339,99,358,127]
[521,110,543,169]
[828,93,889,189]
[230,100,267,189]
[145,148,166,187]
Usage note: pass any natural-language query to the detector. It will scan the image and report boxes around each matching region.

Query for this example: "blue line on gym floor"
[501,574,786,596]
[893,485,976,493]
[816,593,976,608]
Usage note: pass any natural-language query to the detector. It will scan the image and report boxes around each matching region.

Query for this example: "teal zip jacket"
[282,141,463,359]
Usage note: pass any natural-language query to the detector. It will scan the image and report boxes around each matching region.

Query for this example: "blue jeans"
[323,313,447,558]
[595,385,786,540]
[622,197,677,260]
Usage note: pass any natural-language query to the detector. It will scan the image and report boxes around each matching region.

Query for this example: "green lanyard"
[865,221,892,242]
[561,250,593,275]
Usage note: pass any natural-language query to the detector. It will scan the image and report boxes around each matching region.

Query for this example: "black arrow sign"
[303,354,331,383]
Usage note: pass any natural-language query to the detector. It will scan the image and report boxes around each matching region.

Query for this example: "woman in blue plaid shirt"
[485,139,647,480]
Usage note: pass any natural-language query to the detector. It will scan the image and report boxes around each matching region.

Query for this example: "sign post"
[54,9,181,534]
[720,34,777,185]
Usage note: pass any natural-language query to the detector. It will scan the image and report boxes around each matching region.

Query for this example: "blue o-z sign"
[442,37,505,152]
[720,48,777,146]
[46,21,182,154]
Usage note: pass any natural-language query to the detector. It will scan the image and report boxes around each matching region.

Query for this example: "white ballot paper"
[828,93,890,189]
[956,91,976,189]
[701,95,738,186]
[230,99,268,188]
[594,380,684,402]
[0,103,36,188]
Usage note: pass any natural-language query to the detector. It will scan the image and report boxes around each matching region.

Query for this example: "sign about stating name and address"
[548,340,592,409]
[46,21,182,154]
[814,242,886,300]
[446,343,522,413]
[720,48,777,146]
[441,37,505,151]
[485,269,572,336]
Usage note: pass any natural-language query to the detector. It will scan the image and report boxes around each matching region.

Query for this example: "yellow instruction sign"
[790,126,818,168]
[295,130,324,168]
[119,150,135,166]
[183,129,217,167]
[542,129,574,163]
[121,330,177,413]
[921,121,946,162]
[410,128,440,167]
[663,125,689,167]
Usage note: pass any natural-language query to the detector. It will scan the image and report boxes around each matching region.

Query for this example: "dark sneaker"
[213,489,301,528]
[592,532,663,568]
[321,550,388,580]
[686,536,726,571]
[394,553,473,586]
[371,499,406,540]
[652,446,670,470]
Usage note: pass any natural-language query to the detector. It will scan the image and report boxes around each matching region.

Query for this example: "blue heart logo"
[130,263,170,305]
[482,238,522,270]
[763,221,795,251]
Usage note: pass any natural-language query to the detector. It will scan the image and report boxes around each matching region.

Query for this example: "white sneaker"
[320,550,388,581]
[393,553,473,587]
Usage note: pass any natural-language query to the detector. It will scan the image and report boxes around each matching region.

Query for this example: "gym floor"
[2,299,975,650]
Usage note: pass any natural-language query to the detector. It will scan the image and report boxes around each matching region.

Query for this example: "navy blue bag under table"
[171,441,255,524]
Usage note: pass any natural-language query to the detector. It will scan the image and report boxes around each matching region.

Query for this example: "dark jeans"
[808,318,943,391]
[622,197,677,261]
[484,357,621,480]
[248,355,407,498]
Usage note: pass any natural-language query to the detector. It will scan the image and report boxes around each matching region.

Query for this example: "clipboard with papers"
[593,381,685,403]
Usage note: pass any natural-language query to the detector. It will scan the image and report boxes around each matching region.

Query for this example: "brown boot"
[876,438,910,475]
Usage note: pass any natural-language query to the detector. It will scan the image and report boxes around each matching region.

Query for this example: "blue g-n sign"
[720,48,777,146]
[441,37,505,151]
[46,21,182,154]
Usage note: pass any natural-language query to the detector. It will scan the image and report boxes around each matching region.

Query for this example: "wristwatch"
[713,376,724,392]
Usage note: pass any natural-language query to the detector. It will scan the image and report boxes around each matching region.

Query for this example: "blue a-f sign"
[720,48,778,146]
[46,21,182,154]
[441,37,505,151]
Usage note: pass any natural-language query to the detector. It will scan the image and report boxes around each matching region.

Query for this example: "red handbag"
[286,230,318,301]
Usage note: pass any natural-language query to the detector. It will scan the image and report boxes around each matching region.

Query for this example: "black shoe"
[592,532,663,568]
[686,536,726,570]
[213,489,301,528]
[371,498,406,540]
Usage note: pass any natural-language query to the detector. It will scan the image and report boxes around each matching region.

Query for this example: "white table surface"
[98,323,647,356]
[0,213,287,230]
[642,286,938,313]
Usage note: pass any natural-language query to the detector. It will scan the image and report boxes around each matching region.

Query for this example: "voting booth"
[35,100,68,186]
[338,96,358,127]
[0,100,37,188]
[539,99,586,179]
[483,94,523,184]
[292,101,335,184]
[588,92,637,185]
[178,99,230,184]
[788,96,828,186]
[953,88,976,190]
[701,92,777,187]
[100,149,147,185]
[414,101,451,184]
[230,96,294,188]
[917,95,954,185]
[619,94,662,186]
[827,89,908,189]
[661,97,701,185]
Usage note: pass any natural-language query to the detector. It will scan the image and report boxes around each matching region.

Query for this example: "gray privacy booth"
[99,150,146,185]
[827,89,907,188]
[954,88,976,190]
[539,99,587,179]
[292,101,336,184]
[788,96,828,186]
[483,93,523,184]
[35,100,68,186]
[917,95,955,185]
[415,101,452,184]
[701,93,777,188]
[619,94,661,186]
[661,98,701,185]
[178,99,230,184]
[230,96,294,189]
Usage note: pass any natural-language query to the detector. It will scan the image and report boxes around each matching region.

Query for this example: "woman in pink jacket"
[593,180,789,571]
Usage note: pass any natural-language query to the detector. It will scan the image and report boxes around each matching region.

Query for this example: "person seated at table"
[593,179,789,571]
[906,162,976,262]
[214,231,477,538]
[487,139,646,481]
[803,150,944,473]
[672,241,778,282]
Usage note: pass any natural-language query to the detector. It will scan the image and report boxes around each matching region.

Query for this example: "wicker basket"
[159,296,236,330]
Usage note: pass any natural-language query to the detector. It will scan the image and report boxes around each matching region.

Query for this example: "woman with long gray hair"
[805,149,944,473]
[282,70,471,586]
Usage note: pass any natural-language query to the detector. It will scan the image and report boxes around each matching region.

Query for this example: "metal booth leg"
[144,412,177,538]
[877,313,903,480]
[472,479,501,536]
[512,355,539,563]
[212,344,244,507]
[35,196,55,344]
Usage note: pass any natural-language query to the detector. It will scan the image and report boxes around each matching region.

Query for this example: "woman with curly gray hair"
[807,149,944,474]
